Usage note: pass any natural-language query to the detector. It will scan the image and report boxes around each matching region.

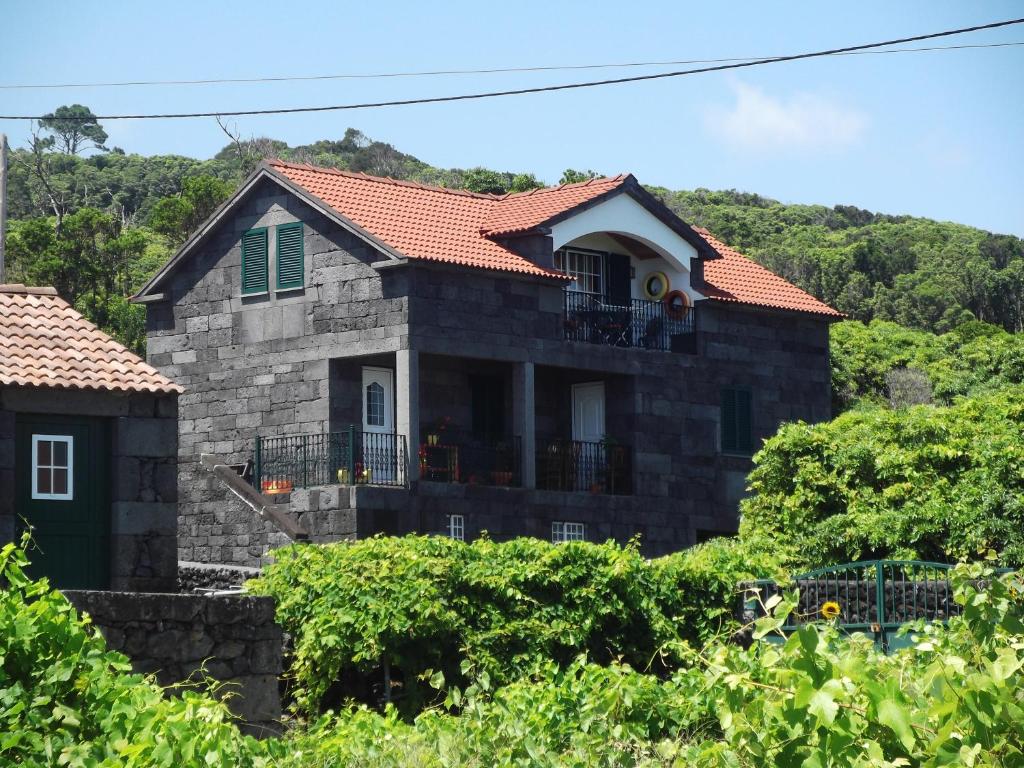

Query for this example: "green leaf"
[877,699,916,752]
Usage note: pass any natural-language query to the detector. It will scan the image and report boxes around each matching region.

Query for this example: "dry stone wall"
[65,590,283,734]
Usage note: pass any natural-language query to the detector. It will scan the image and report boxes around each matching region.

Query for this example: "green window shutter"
[721,388,753,454]
[736,389,753,453]
[276,222,304,290]
[721,389,737,452]
[241,228,268,295]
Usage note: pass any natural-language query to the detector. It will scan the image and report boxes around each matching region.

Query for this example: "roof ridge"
[264,159,503,201]
[0,284,59,295]
[499,174,628,200]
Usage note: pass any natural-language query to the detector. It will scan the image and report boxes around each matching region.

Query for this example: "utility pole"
[0,133,7,284]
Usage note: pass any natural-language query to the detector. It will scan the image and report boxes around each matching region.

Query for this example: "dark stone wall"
[65,589,282,732]
[0,386,179,591]
[145,179,409,563]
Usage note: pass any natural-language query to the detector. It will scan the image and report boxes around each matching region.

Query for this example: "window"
[721,388,753,454]
[241,227,269,295]
[448,514,465,541]
[554,248,603,295]
[365,382,386,427]
[32,435,73,500]
[276,222,304,290]
[552,521,586,543]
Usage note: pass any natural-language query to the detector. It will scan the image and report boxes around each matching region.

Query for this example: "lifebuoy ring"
[642,271,670,300]
[664,290,690,320]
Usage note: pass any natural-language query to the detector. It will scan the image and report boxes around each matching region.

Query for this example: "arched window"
[365,382,385,427]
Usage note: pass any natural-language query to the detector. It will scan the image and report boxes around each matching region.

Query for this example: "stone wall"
[65,590,282,733]
[145,178,410,564]
[0,386,179,591]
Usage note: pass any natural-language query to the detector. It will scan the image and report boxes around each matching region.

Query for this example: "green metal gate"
[743,560,1012,652]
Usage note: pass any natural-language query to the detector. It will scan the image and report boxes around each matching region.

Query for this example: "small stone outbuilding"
[0,284,182,591]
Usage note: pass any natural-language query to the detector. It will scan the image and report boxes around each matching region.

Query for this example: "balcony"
[419,430,522,487]
[563,290,695,352]
[254,428,408,491]
[535,438,632,495]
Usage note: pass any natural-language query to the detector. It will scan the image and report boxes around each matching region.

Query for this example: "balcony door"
[572,382,605,490]
[572,382,605,442]
[362,367,395,483]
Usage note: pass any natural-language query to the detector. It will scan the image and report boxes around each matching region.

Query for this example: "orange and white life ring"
[664,290,690,320]
[642,271,670,300]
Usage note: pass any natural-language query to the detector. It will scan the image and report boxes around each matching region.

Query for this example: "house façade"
[134,160,841,566]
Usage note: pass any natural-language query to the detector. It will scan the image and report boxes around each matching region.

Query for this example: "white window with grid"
[32,434,73,501]
[365,382,386,427]
[554,248,603,295]
[552,521,586,543]
[448,514,465,541]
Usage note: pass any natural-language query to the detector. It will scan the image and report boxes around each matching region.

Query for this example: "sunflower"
[820,601,841,620]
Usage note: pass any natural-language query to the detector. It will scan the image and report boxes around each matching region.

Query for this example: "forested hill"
[5,115,1023,354]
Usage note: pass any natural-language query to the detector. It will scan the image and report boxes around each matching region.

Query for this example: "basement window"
[448,514,465,541]
[32,435,73,501]
[552,521,586,543]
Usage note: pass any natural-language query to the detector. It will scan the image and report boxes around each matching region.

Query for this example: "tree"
[559,169,600,185]
[148,175,232,245]
[39,104,108,155]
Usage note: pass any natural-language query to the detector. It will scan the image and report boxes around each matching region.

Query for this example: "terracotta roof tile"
[269,161,566,278]
[480,175,630,236]
[694,229,843,318]
[266,161,841,318]
[0,285,183,395]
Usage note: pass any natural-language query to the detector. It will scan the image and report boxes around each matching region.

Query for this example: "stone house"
[0,284,181,590]
[134,161,841,565]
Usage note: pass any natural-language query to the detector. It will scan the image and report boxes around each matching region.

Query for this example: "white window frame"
[552,521,586,543]
[31,434,74,501]
[555,248,604,296]
[448,514,465,541]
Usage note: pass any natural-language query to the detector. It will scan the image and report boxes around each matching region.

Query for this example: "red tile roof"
[480,175,630,236]
[694,229,843,318]
[266,161,840,318]
[269,160,569,278]
[0,285,183,395]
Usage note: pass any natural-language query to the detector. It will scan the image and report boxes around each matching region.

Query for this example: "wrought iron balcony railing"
[535,437,632,495]
[563,290,695,352]
[419,430,522,487]
[254,427,408,492]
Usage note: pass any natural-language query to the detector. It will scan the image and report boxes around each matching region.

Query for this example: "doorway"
[14,415,110,589]
[362,367,395,483]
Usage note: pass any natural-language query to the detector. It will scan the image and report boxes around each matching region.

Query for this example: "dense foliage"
[656,187,1024,334]
[740,387,1024,569]
[830,318,1024,411]
[248,535,774,715]
[260,561,1024,767]
[0,538,266,766]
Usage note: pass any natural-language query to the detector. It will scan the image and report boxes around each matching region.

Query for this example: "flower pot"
[491,471,513,486]
[262,479,293,495]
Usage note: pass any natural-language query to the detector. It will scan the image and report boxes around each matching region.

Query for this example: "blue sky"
[2,1,1022,235]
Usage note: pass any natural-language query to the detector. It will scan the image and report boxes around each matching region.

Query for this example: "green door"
[14,415,110,590]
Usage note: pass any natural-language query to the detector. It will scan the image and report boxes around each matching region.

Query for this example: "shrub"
[249,535,774,715]
[0,538,265,766]
[740,387,1024,569]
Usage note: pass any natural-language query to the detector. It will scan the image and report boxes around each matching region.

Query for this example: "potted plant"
[425,415,452,446]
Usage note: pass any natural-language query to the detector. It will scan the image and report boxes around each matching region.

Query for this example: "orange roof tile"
[266,161,839,318]
[0,285,183,395]
[694,229,843,318]
[480,175,630,236]
[269,160,568,278]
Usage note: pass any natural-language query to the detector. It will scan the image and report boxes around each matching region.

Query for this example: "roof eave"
[133,162,408,301]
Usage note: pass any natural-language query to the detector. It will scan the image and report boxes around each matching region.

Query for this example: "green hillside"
[4,111,1022,352]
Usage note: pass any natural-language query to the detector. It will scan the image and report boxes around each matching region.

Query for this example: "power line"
[1,40,1021,91]
[1,17,1021,121]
